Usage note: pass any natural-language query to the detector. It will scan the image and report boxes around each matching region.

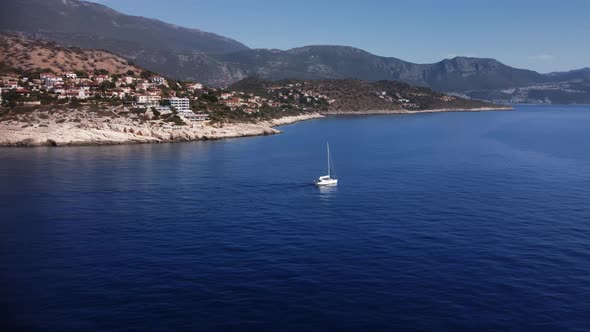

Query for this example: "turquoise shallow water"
[1,104,590,331]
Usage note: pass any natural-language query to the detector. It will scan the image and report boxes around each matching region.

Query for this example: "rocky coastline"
[0,107,512,147]
[0,110,324,147]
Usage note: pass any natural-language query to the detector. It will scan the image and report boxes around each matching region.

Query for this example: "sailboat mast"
[327,142,330,177]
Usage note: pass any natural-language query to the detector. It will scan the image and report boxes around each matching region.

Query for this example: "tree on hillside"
[99,81,115,91]
[159,85,170,97]
[93,68,109,76]
[2,90,20,108]
[140,70,155,79]
[75,70,89,78]
[200,93,218,103]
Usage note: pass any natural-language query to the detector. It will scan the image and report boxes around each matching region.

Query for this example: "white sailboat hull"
[315,176,338,186]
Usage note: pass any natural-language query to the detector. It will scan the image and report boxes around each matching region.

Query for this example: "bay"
[1,104,590,331]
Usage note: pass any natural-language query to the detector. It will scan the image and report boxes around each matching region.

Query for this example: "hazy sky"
[91,0,590,73]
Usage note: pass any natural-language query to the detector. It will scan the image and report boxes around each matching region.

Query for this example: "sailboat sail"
[315,142,338,186]
[327,143,335,178]
[327,142,331,178]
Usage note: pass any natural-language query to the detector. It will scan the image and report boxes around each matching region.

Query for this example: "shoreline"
[0,113,324,147]
[325,106,513,115]
[0,107,511,147]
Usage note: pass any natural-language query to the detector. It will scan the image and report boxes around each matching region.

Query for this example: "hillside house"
[94,75,111,83]
[221,98,242,108]
[41,74,62,86]
[63,89,89,99]
[136,81,153,90]
[137,94,161,107]
[177,109,208,121]
[15,88,30,96]
[151,76,166,85]
[6,80,19,89]
[187,83,203,90]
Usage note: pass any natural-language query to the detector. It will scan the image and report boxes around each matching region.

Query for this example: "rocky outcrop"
[0,109,323,147]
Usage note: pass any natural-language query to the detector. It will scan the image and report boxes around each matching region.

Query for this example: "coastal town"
[0,66,503,146]
[0,33,501,146]
[0,65,335,146]
[0,66,352,124]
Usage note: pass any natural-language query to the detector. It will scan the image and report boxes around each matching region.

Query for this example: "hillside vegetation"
[0,33,142,75]
[230,77,498,114]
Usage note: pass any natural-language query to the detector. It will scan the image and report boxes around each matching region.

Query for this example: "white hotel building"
[168,97,190,111]
[167,97,208,121]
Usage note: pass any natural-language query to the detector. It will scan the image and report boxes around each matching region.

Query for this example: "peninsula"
[0,34,510,147]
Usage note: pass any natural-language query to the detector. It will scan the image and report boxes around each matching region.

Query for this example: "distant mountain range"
[217,46,546,91]
[2,0,589,104]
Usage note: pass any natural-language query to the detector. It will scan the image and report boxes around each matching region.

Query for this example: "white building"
[7,81,19,89]
[137,94,161,107]
[151,76,166,85]
[64,89,89,100]
[41,74,63,86]
[168,97,190,111]
[94,75,111,83]
[187,83,204,90]
[178,110,208,121]
[64,72,77,79]
[136,82,152,91]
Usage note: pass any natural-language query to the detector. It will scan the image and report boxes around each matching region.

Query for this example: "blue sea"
[1,105,590,331]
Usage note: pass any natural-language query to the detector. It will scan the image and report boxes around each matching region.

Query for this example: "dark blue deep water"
[1,105,590,331]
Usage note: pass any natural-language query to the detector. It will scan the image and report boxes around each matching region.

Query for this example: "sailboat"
[315,142,338,186]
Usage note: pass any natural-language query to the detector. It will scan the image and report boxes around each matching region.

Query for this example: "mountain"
[458,68,590,104]
[423,57,547,91]
[219,46,548,92]
[219,46,422,84]
[1,0,588,104]
[220,50,590,104]
[0,0,249,54]
[546,68,590,82]
[0,0,251,86]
